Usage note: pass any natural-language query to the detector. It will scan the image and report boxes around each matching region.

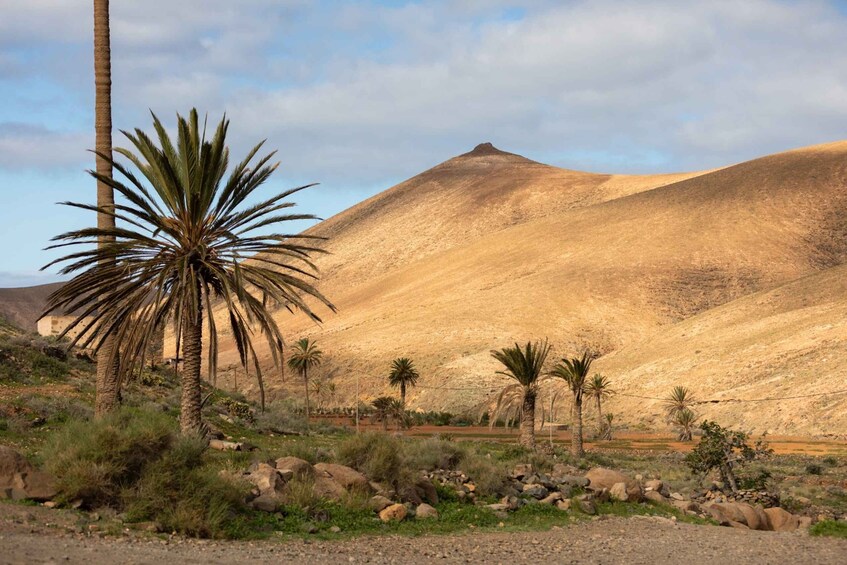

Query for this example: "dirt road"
[2,508,846,565]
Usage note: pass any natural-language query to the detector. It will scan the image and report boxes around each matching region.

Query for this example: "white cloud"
[0,123,90,170]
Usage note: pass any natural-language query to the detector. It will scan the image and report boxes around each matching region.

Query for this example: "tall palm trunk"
[93,0,120,416]
[519,388,536,449]
[400,382,406,408]
[180,299,204,435]
[595,396,604,439]
[302,366,310,430]
[571,398,584,458]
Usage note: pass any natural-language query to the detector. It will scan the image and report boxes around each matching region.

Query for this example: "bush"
[805,463,824,475]
[337,432,403,486]
[822,456,839,467]
[810,520,847,539]
[275,441,334,465]
[254,400,309,434]
[460,452,507,497]
[404,437,466,471]
[684,420,772,493]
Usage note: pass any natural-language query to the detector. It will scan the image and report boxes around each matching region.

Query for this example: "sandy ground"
[2,503,846,565]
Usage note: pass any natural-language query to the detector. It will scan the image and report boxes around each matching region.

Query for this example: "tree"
[585,373,613,440]
[674,408,698,442]
[490,340,551,449]
[287,338,323,428]
[684,421,772,493]
[664,386,696,422]
[42,110,333,435]
[93,0,120,416]
[388,357,419,408]
[551,351,594,458]
[371,396,406,431]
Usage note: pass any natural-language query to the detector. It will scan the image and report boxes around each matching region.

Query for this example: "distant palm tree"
[288,338,323,428]
[388,357,419,408]
[674,408,697,442]
[491,340,551,449]
[585,374,614,440]
[551,351,594,458]
[93,0,120,416]
[42,110,333,435]
[604,413,615,441]
[371,396,406,431]
[664,386,696,422]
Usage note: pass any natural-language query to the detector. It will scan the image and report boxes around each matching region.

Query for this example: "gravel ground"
[2,508,847,565]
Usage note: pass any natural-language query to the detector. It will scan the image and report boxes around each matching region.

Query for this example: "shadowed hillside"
[0,283,62,331]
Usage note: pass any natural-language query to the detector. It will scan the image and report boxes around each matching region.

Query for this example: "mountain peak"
[467,142,506,156]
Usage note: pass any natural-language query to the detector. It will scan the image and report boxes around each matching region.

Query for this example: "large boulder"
[416,503,439,520]
[275,456,314,478]
[379,503,408,522]
[312,476,348,501]
[584,468,642,502]
[313,463,372,494]
[0,446,56,502]
[764,507,801,532]
[247,463,286,496]
[369,495,393,513]
[414,477,439,506]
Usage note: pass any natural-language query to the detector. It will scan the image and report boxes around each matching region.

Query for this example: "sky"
[1,0,847,287]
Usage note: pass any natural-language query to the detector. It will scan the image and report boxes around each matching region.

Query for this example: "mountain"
[207,140,847,435]
[0,283,63,331]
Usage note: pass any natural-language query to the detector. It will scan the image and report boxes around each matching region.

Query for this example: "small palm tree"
[371,396,406,431]
[41,110,333,435]
[585,374,614,440]
[664,386,696,422]
[388,357,420,408]
[490,340,551,449]
[287,338,323,428]
[604,413,615,441]
[675,408,698,441]
[550,351,594,458]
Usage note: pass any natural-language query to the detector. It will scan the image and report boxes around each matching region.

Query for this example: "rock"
[312,476,348,501]
[275,456,313,478]
[705,502,746,526]
[737,503,764,531]
[644,479,665,494]
[576,495,596,515]
[248,463,286,496]
[500,495,521,511]
[764,507,800,532]
[670,492,684,501]
[398,483,423,505]
[369,495,393,513]
[584,468,642,502]
[555,475,590,488]
[511,464,533,480]
[208,439,243,451]
[593,488,611,503]
[369,481,395,499]
[728,520,749,530]
[610,482,630,502]
[379,503,408,522]
[0,446,56,502]
[557,484,573,498]
[313,463,372,493]
[250,494,278,512]
[644,490,667,504]
[798,516,812,529]
[672,500,699,513]
[539,492,563,505]
[416,503,439,520]
[556,499,572,511]
[486,503,511,512]
[415,477,439,506]
[330,525,342,533]
[522,484,549,499]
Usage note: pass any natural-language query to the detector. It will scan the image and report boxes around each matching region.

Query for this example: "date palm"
[93,0,120,415]
[388,357,419,408]
[675,408,698,441]
[287,338,323,428]
[371,396,406,431]
[551,351,594,458]
[664,386,696,422]
[491,340,551,449]
[42,110,333,435]
[585,374,613,440]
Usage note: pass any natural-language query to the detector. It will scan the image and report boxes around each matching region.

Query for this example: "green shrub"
[216,396,255,424]
[255,400,309,434]
[822,456,839,467]
[337,432,403,486]
[460,452,507,497]
[810,520,847,539]
[805,463,824,475]
[684,421,772,492]
[16,394,92,425]
[275,441,334,464]
[404,437,466,471]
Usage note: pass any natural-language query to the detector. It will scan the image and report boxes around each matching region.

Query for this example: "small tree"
[684,420,772,493]
[491,340,551,449]
[585,374,613,440]
[674,408,698,441]
[287,338,323,429]
[664,386,695,422]
[550,351,594,458]
[603,413,614,441]
[388,357,419,408]
[371,396,406,431]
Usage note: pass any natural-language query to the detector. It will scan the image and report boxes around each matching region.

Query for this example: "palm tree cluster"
[43,110,333,435]
[664,386,698,441]
[489,340,614,456]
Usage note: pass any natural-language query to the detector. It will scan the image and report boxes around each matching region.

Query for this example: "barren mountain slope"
[597,263,847,436]
[211,141,847,435]
[0,283,62,331]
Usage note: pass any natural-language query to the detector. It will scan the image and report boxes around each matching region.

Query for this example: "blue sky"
[1,0,847,286]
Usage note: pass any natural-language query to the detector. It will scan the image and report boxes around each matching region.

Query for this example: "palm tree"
[674,408,697,441]
[371,396,406,431]
[93,0,120,416]
[664,386,696,422]
[551,351,594,458]
[585,374,614,440]
[287,338,323,427]
[490,340,551,449]
[388,357,419,408]
[41,110,333,435]
[604,413,615,441]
